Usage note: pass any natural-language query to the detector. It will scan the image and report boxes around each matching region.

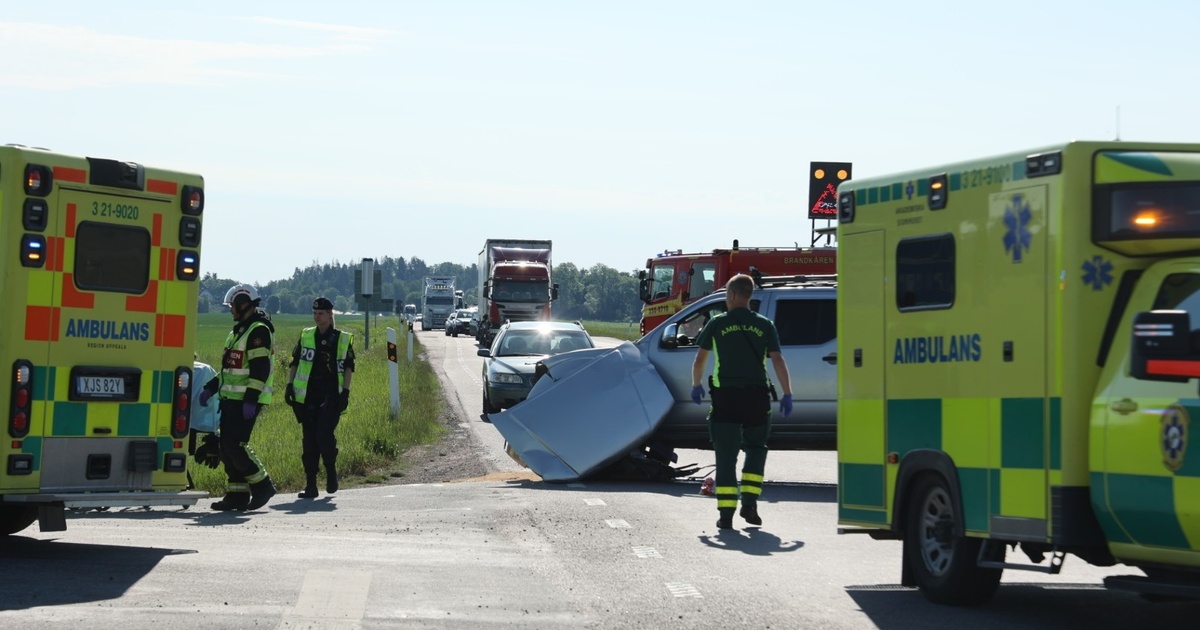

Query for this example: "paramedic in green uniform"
[690,274,793,530]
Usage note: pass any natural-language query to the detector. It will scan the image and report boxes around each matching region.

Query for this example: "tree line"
[200,257,643,322]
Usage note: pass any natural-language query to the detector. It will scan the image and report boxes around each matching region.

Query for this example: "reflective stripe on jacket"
[292,327,352,404]
[219,320,274,404]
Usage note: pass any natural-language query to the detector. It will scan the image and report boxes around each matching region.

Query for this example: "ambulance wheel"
[0,504,38,535]
[904,474,1002,606]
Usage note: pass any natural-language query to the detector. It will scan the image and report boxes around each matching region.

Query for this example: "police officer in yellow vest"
[198,284,278,511]
[286,297,355,499]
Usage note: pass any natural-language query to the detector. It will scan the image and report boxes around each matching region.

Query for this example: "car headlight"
[489,371,523,385]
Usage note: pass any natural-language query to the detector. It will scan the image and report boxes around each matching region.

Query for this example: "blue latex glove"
[242,402,259,421]
[690,385,704,405]
[198,389,212,407]
[780,394,793,418]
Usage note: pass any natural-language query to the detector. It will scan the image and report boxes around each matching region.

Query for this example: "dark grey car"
[478,321,595,413]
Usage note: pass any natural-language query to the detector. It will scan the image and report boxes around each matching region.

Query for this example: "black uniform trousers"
[297,379,341,478]
[217,398,269,488]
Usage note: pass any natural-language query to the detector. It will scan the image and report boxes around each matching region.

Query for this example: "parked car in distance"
[478,321,595,413]
[640,275,837,451]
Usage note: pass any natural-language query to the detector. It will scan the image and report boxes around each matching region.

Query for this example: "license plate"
[78,376,125,397]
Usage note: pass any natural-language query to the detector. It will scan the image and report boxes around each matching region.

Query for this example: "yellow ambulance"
[0,145,206,535]
[837,141,1200,604]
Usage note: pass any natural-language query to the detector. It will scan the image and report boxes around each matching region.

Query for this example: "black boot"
[740,501,762,526]
[716,508,735,530]
[212,492,250,512]
[299,476,318,499]
[247,478,277,510]
[325,468,339,494]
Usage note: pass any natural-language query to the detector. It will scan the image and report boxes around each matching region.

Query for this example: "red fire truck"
[637,242,837,334]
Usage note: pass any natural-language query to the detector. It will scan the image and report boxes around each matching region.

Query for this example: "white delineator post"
[386,327,400,417]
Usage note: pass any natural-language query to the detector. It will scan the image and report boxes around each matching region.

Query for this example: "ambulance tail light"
[177,250,199,281]
[181,186,204,215]
[9,360,33,439]
[23,164,53,196]
[1131,310,1197,383]
[20,235,46,268]
[172,366,191,439]
[838,190,856,223]
[928,174,949,210]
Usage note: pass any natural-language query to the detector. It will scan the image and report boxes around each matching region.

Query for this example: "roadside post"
[360,258,374,351]
[407,322,414,362]
[386,327,400,416]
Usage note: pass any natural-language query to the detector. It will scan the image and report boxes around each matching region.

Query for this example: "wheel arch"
[892,449,964,536]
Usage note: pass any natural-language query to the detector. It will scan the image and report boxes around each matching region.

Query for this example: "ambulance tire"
[904,474,1002,606]
[0,504,38,536]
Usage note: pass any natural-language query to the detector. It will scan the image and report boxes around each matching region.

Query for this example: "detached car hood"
[487,342,673,482]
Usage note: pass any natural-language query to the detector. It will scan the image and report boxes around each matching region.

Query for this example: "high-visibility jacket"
[219,320,274,404]
[292,327,352,404]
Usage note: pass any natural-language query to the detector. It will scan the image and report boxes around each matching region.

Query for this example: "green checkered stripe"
[851,160,1029,207]
[30,366,176,437]
[839,396,1060,530]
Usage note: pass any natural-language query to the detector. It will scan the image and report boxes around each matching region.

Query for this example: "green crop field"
[189,312,445,495]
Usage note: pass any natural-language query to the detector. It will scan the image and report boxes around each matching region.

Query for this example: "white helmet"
[223,283,260,307]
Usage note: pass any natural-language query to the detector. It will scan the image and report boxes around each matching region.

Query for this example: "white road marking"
[451,334,484,390]
[665,582,703,598]
[584,498,606,506]
[632,546,661,558]
[278,569,372,630]
[605,519,631,528]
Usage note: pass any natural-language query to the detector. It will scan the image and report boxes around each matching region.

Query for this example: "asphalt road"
[2,330,1197,628]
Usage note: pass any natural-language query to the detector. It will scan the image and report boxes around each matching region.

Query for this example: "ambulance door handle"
[1109,398,1138,415]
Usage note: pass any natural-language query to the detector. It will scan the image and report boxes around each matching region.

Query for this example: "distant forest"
[200,256,643,322]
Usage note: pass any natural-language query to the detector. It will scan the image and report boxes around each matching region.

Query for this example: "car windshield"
[495,329,592,357]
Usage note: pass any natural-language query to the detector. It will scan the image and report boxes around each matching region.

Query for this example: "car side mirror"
[660,323,680,349]
[477,348,491,357]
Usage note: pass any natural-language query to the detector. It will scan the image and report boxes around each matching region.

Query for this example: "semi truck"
[0,145,207,535]
[477,239,557,346]
[420,276,456,331]
[637,241,836,334]
[836,140,1200,604]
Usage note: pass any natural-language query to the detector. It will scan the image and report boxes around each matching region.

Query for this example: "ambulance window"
[896,234,955,311]
[1152,274,1200,322]
[652,264,675,300]
[774,299,836,346]
[74,222,150,294]
[689,263,716,298]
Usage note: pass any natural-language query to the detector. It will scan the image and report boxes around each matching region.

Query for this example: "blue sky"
[2,1,1195,285]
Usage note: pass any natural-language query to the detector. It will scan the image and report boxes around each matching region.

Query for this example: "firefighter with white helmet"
[197,283,278,511]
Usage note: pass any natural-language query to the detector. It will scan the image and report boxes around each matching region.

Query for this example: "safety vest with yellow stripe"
[291,327,352,404]
[219,320,275,404]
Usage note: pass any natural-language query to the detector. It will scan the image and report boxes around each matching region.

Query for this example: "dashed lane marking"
[278,569,372,629]
[665,582,703,598]
[584,498,606,506]
[605,519,631,529]
[632,546,661,558]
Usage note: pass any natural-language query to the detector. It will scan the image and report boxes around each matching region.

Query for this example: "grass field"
[579,320,642,341]
[189,312,445,495]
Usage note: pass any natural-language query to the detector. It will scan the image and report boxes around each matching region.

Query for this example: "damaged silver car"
[487,276,837,482]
